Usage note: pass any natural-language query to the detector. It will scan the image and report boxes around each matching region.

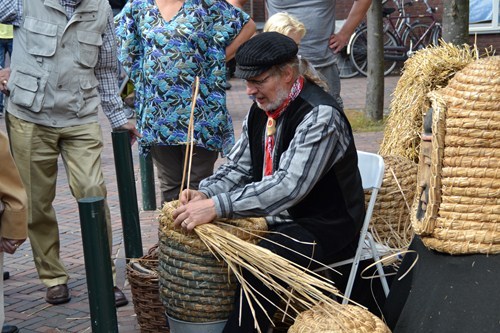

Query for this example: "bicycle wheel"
[431,24,442,45]
[403,23,436,52]
[349,26,398,77]
[337,47,359,79]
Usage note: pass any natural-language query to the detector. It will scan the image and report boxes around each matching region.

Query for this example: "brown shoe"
[45,284,71,305]
[114,287,128,307]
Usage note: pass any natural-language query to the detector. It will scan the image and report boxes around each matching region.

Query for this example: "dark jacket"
[247,81,365,255]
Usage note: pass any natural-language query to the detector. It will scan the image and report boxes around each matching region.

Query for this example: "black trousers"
[222,222,357,333]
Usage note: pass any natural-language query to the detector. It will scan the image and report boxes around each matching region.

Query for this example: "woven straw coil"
[288,303,391,333]
[158,200,268,322]
[126,245,169,332]
[379,42,476,163]
[368,155,417,249]
[411,56,500,254]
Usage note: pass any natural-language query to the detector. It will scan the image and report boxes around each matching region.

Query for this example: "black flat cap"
[234,32,299,79]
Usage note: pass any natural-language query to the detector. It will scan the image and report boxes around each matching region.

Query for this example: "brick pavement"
[0,74,399,332]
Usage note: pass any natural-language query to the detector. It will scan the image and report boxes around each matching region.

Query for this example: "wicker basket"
[288,303,391,333]
[126,245,169,332]
[411,56,500,254]
[369,155,418,249]
[158,201,268,323]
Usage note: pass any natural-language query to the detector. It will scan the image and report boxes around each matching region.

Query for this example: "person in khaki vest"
[0,0,140,307]
[0,130,28,333]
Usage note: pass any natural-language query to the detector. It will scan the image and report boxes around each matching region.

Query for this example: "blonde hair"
[263,12,306,39]
[264,13,329,92]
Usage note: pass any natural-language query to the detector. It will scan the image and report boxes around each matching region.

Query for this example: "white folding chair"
[315,150,390,304]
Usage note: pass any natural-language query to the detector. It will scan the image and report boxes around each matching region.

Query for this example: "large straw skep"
[288,303,391,333]
[379,42,477,163]
[126,245,169,332]
[411,56,500,255]
[369,155,418,250]
[158,200,268,323]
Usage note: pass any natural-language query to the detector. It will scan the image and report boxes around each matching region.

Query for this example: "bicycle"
[348,0,441,77]
[338,46,359,79]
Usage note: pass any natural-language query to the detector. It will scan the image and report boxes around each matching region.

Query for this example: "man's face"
[245,68,289,111]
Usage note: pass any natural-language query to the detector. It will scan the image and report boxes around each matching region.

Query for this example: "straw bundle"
[369,155,417,250]
[379,42,477,163]
[158,201,268,323]
[411,56,500,255]
[126,245,169,332]
[159,203,386,333]
[288,303,391,333]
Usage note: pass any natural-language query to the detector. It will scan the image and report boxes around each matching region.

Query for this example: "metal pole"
[77,196,118,333]
[139,153,157,211]
[111,130,143,259]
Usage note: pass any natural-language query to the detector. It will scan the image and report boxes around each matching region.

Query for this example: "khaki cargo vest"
[7,0,109,127]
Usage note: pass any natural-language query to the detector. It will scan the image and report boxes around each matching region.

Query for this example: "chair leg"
[368,235,390,297]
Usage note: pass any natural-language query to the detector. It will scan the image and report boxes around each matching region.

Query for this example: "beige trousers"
[7,115,116,287]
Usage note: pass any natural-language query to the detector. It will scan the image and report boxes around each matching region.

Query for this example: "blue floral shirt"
[116,0,250,155]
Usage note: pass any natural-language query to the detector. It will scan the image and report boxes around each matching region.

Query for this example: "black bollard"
[78,197,118,333]
[139,153,157,211]
[111,130,143,259]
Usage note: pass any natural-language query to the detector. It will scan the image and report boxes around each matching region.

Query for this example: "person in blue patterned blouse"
[116,0,256,203]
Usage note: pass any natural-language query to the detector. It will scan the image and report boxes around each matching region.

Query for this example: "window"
[469,0,500,33]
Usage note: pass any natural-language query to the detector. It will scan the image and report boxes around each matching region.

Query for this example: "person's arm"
[224,0,256,61]
[226,0,248,9]
[0,68,10,94]
[226,19,256,61]
[199,114,255,197]
[329,0,372,53]
[171,105,352,228]
[0,0,22,26]
[95,10,140,139]
[0,131,28,254]
[208,105,351,220]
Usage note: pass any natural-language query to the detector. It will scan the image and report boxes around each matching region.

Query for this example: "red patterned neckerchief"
[264,76,304,176]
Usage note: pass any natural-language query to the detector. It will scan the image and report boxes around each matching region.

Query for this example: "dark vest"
[247,82,365,254]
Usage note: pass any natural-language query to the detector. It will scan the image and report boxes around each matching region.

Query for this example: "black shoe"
[114,287,129,307]
[2,324,19,333]
[3,271,9,281]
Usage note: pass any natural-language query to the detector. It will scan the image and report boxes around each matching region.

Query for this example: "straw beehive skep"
[411,56,500,254]
[288,303,391,333]
[158,202,380,333]
[379,42,477,163]
[369,155,417,250]
[158,201,268,323]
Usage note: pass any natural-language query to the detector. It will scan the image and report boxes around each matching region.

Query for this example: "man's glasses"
[245,73,272,88]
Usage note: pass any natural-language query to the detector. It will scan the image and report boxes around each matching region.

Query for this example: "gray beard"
[257,86,290,112]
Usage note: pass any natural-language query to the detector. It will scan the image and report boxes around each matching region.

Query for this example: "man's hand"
[0,68,11,95]
[178,189,207,205]
[329,32,350,54]
[0,237,26,254]
[118,120,141,145]
[173,198,217,231]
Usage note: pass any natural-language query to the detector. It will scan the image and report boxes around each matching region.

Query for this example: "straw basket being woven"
[126,245,169,332]
[369,155,417,249]
[158,200,268,323]
[288,303,391,333]
[411,56,500,255]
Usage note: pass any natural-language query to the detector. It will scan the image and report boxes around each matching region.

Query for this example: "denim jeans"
[0,38,13,110]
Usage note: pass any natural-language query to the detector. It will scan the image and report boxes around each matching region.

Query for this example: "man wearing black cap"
[173,32,365,332]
